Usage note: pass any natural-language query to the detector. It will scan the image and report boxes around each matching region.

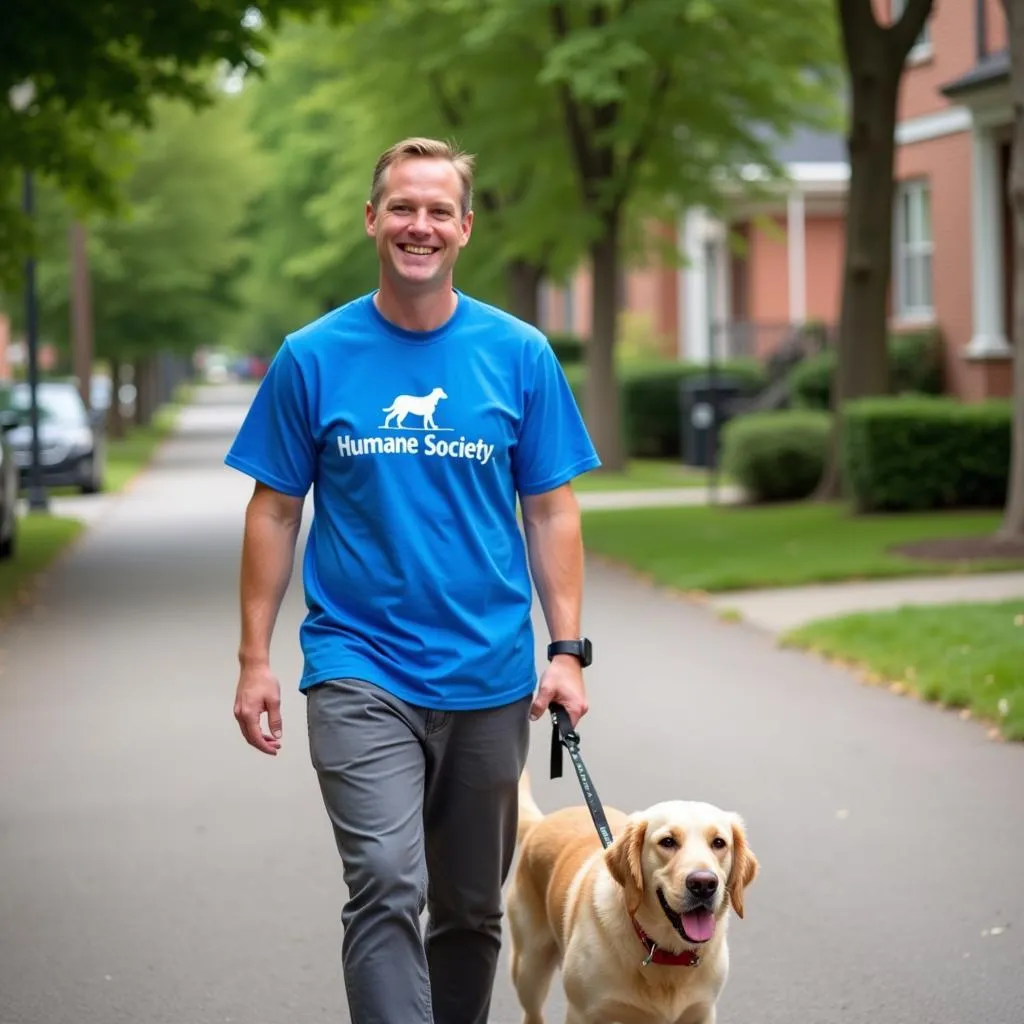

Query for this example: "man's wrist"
[546,637,593,667]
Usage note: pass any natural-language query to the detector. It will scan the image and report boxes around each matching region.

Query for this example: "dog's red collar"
[631,917,701,967]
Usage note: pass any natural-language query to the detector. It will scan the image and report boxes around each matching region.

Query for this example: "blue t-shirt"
[225,290,601,710]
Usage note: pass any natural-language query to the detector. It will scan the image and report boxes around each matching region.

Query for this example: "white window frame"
[894,179,934,321]
[892,0,932,63]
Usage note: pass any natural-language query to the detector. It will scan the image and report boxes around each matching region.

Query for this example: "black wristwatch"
[547,637,593,668]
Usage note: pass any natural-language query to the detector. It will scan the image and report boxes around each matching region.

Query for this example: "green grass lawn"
[781,601,1024,741]
[581,502,1023,592]
[573,459,724,492]
[0,513,84,618]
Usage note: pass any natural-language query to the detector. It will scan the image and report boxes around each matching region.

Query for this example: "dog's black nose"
[686,871,719,898]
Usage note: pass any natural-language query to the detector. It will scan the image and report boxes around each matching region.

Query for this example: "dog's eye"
[711,837,728,850]
[658,836,677,849]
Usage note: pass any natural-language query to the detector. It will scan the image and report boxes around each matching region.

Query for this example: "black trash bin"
[679,374,745,468]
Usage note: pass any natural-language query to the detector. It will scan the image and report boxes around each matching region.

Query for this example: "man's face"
[365,156,473,292]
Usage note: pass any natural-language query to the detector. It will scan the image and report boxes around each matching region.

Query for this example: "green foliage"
[790,329,944,409]
[566,358,767,459]
[31,94,266,362]
[0,0,345,291]
[842,396,1011,512]
[721,409,830,502]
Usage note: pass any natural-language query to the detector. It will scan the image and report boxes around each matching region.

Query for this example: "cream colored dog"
[507,770,758,1024]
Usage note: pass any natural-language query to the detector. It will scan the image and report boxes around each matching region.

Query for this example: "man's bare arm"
[234,481,305,754]
[520,483,589,725]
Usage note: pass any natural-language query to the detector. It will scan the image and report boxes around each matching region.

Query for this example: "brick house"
[539,0,1015,402]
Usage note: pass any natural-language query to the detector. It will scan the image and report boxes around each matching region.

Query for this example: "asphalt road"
[1,384,1022,1024]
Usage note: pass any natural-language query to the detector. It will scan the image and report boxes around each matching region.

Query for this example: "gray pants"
[306,677,532,1024]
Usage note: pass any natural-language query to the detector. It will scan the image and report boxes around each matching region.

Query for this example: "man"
[225,136,600,1024]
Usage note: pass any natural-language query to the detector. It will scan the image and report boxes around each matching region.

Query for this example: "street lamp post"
[8,80,48,513]
[22,169,48,512]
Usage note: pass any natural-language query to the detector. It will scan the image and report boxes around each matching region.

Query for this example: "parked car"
[0,381,106,495]
[0,410,19,558]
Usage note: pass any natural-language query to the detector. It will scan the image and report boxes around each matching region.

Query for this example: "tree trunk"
[585,216,625,472]
[506,259,543,326]
[1000,0,1024,538]
[134,356,158,427]
[106,364,126,440]
[69,221,94,411]
[815,23,902,500]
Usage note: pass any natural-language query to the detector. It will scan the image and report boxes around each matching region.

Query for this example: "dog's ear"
[605,819,647,914]
[727,816,758,920]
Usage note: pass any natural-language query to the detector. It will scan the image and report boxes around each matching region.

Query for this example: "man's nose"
[409,209,430,233]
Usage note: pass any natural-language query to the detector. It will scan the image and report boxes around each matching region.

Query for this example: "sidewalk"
[708,571,1024,633]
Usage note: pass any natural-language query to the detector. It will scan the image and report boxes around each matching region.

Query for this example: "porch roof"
[941,48,1010,99]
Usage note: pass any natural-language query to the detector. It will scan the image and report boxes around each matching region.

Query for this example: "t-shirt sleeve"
[223,341,317,497]
[512,339,601,496]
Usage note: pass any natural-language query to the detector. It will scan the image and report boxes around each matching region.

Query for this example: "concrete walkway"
[2,385,1022,1024]
[709,571,1024,634]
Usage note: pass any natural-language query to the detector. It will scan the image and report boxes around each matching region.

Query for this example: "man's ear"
[365,200,377,238]
[604,819,647,915]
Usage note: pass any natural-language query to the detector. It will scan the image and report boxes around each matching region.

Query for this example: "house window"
[895,179,934,319]
[892,0,931,61]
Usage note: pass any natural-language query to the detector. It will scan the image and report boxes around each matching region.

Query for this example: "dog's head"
[604,801,758,948]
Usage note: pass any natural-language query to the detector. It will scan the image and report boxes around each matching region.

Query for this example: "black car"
[0,381,105,495]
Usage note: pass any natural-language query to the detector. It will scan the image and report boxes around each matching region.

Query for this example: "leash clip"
[641,942,657,967]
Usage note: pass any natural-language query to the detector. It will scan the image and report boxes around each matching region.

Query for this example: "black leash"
[549,702,614,849]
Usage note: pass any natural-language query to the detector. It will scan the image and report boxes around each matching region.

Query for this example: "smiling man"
[224,137,601,1024]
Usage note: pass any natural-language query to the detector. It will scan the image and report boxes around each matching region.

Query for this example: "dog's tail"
[516,767,544,846]
[381,403,395,412]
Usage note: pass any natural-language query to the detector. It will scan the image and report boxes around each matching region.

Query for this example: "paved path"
[2,385,1023,1024]
[709,571,1024,634]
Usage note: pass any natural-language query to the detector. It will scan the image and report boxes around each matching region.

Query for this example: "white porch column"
[967,122,1012,357]
[787,189,807,324]
[682,208,710,363]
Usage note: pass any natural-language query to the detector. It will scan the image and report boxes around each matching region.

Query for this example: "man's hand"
[530,656,589,729]
[234,663,283,756]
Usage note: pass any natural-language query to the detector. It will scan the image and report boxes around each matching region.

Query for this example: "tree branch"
[550,0,598,198]
[427,70,462,128]
[887,0,934,59]
[612,62,671,213]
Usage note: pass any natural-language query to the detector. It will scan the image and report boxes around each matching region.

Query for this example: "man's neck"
[374,281,458,333]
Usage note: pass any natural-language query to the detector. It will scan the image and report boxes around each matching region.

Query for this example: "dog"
[506,769,758,1024]
[382,386,448,429]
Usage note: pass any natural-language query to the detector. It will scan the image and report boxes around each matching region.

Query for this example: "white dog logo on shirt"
[382,387,449,430]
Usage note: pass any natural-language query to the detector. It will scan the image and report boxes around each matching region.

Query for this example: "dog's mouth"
[657,888,716,944]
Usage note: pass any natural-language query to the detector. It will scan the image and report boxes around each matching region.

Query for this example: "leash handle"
[548,702,614,849]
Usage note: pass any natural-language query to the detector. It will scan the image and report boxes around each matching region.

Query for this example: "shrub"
[790,329,944,410]
[566,358,768,459]
[842,396,1011,512]
[721,410,831,503]
[547,333,586,366]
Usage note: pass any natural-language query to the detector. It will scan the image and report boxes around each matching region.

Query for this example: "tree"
[1001,0,1024,540]
[0,0,342,291]
[33,93,265,425]
[321,0,840,470]
[814,0,934,499]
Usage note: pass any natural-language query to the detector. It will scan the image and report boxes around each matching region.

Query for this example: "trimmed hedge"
[843,396,1011,512]
[721,410,831,503]
[547,333,586,366]
[566,358,767,459]
[790,330,944,409]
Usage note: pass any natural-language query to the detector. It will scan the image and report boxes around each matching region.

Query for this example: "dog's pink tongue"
[683,909,715,943]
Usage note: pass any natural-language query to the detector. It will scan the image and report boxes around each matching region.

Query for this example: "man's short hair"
[370,137,476,218]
